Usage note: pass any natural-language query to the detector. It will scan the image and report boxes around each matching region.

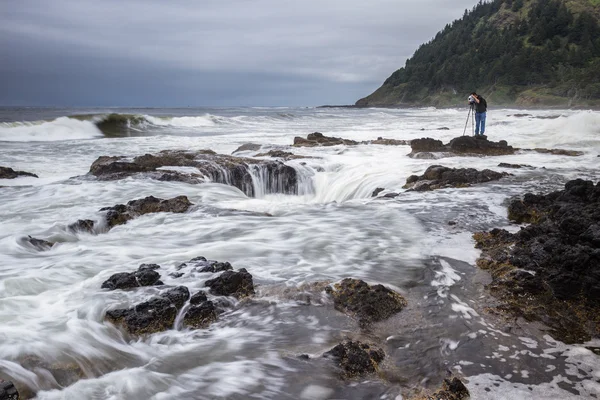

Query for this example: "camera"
[468,95,475,104]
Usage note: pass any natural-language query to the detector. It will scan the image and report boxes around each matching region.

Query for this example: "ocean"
[1,106,599,399]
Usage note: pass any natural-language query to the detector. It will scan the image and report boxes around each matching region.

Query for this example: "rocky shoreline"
[2,131,597,400]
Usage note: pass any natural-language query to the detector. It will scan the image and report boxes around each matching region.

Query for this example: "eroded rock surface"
[411,377,470,400]
[205,268,255,298]
[325,278,407,326]
[0,380,19,400]
[25,236,54,251]
[323,341,385,378]
[101,264,163,290]
[0,167,38,179]
[105,286,190,335]
[409,136,515,157]
[88,149,298,197]
[293,132,359,147]
[101,195,192,228]
[403,165,509,191]
[474,179,600,343]
[175,256,233,274]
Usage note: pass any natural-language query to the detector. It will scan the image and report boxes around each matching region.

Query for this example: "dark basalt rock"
[365,137,411,146]
[105,286,189,335]
[409,136,516,157]
[498,163,534,169]
[323,341,385,378]
[205,268,255,298]
[101,264,163,290]
[293,132,359,147]
[0,380,19,400]
[26,236,54,251]
[529,148,583,156]
[403,165,509,191]
[176,257,233,274]
[106,297,178,335]
[255,150,308,160]
[0,166,38,179]
[422,377,470,400]
[371,188,385,197]
[88,149,298,197]
[67,219,96,233]
[325,278,407,326]
[100,195,193,228]
[16,356,85,396]
[474,179,600,343]
[190,291,208,304]
[183,300,218,329]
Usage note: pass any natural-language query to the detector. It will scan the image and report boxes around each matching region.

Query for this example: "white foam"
[0,117,103,142]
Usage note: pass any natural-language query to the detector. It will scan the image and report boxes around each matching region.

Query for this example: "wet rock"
[0,380,19,400]
[162,286,191,309]
[67,219,96,233]
[106,297,178,335]
[101,264,163,290]
[232,143,262,154]
[0,167,38,179]
[403,165,509,191]
[205,268,255,298]
[88,149,299,197]
[255,150,308,160]
[364,138,411,146]
[416,377,470,400]
[323,341,385,378]
[190,291,208,304]
[410,138,445,153]
[18,356,85,392]
[183,300,218,329]
[176,257,233,273]
[26,236,54,251]
[529,148,583,156]
[293,132,359,147]
[474,179,600,343]
[325,278,407,326]
[382,192,399,198]
[511,113,532,117]
[498,163,533,169]
[100,195,193,228]
[409,136,515,157]
[105,287,190,335]
[371,188,385,197]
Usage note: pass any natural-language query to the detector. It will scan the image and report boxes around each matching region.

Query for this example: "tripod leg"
[463,108,471,136]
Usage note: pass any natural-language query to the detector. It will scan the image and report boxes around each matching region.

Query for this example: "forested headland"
[356,0,600,108]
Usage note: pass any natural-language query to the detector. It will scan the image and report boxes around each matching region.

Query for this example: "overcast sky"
[0,0,479,107]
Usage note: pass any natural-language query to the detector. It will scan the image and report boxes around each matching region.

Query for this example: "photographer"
[468,92,487,137]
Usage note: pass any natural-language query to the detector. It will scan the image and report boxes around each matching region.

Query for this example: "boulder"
[25,236,54,251]
[364,138,412,146]
[67,219,96,233]
[323,341,385,378]
[88,149,298,197]
[105,286,189,335]
[0,380,19,400]
[417,377,470,400]
[176,256,233,274]
[0,167,38,179]
[325,278,407,326]
[183,300,218,329]
[371,188,385,197]
[498,163,533,169]
[293,132,359,147]
[403,165,509,191]
[205,269,255,298]
[100,195,193,228]
[101,264,163,290]
[474,179,600,343]
[409,136,516,157]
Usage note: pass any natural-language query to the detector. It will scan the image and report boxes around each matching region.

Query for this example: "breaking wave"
[0,117,103,142]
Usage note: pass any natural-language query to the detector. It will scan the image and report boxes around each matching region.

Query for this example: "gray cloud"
[0,0,479,106]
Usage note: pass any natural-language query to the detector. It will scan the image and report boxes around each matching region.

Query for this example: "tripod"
[462,104,475,136]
